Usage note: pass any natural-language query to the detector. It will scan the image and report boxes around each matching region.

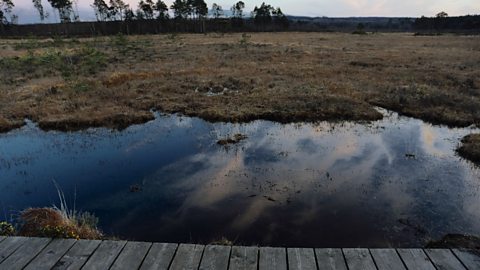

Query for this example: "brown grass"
[0,116,23,133]
[0,33,479,159]
[19,208,102,240]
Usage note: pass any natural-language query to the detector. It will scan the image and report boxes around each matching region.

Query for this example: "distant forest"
[413,13,480,32]
[0,0,479,36]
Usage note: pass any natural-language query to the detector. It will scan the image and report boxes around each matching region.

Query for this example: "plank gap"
[450,249,470,270]
[136,242,154,270]
[394,249,410,270]
[166,243,179,270]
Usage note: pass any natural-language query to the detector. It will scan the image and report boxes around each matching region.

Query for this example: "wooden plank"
[199,245,231,270]
[397,249,436,270]
[287,248,317,270]
[343,248,377,270]
[315,248,347,270]
[0,236,28,263]
[24,238,77,270]
[169,244,204,270]
[425,249,466,270]
[81,240,126,270]
[139,243,178,270]
[370,249,406,270]
[0,237,51,270]
[229,246,258,270]
[259,247,287,270]
[452,249,480,270]
[52,239,101,270]
[110,241,152,270]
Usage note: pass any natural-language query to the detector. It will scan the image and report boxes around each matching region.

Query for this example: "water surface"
[0,110,479,247]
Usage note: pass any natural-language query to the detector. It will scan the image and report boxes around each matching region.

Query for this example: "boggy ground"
[457,134,480,164]
[0,32,479,162]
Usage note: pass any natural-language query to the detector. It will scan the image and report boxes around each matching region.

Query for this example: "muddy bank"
[158,94,383,125]
[36,111,155,132]
[0,98,381,133]
[0,116,24,133]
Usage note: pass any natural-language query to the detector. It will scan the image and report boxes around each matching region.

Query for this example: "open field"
[0,32,479,161]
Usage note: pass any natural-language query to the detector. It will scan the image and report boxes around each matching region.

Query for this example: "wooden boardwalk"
[0,236,479,270]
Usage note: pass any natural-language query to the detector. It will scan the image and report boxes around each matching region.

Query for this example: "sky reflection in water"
[0,109,479,247]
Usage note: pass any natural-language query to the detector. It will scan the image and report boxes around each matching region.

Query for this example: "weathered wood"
[259,247,287,270]
[139,243,178,270]
[397,249,436,270]
[81,240,127,270]
[0,236,28,264]
[24,238,76,270]
[199,245,231,270]
[452,249,480,270]
[370,249,406,270]
[0,237,51,270]
[169,244,204,270]
[110,241,152,270]
[229,246,258,270]
[52,239,101,270]
[343,248,377,270]
[425,249,466,270]
[0,236,477,270]
[287,248,317,270]
[315,248,347,270]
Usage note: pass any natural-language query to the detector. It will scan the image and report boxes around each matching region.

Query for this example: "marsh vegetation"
[0,32,479,163]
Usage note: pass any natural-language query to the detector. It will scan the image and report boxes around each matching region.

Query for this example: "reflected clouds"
[0,110,479,246]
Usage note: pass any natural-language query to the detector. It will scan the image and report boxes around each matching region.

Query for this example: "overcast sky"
[11,0,480,24]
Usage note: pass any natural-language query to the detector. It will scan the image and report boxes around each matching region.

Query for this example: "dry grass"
[1,32,478,130]
[18,208,102,240]
[0,32,479,161]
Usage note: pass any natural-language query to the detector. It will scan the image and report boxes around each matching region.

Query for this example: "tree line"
[93,0,289,29]
[413,12,480,32]
[0,0,288,29]
[0,0,15,24]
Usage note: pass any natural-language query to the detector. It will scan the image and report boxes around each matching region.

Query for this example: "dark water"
[0,109,479,247]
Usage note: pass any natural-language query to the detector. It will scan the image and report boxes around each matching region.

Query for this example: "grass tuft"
[11,181,103,240]
[457,134,480,165]
[18,207,102,239]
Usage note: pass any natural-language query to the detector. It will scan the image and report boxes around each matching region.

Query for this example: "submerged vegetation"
[427,234,480,250]
[217,133,247,145]
[210,237,234,246]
